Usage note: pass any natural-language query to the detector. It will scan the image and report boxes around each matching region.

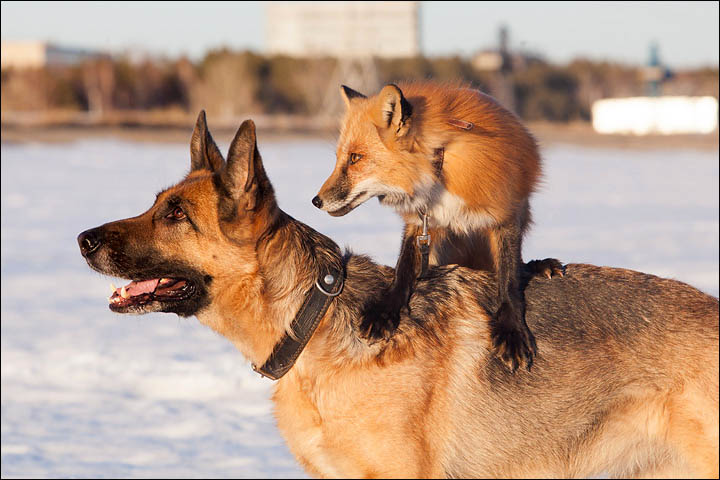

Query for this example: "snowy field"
[1,136,718,478]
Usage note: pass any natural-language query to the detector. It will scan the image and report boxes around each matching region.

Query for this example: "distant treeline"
[1,48,718,123]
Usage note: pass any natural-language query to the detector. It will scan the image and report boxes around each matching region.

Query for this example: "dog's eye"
[348,153,363,165]
[167,206,186,220]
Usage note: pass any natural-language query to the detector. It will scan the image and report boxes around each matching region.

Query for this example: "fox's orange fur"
[323,81,540,230]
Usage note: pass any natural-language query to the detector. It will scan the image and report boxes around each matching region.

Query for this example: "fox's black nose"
[311,195,323,209]
[78,228,102,257]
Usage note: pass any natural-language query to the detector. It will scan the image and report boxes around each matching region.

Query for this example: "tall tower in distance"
[494,24,516,113]
[643,42,672,97]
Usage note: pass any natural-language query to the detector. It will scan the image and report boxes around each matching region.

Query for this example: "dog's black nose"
[78,228,102,257]
[311,195,323,209]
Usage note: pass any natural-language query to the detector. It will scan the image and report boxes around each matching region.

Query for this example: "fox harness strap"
[416,146,447,278]
[252,263,344,381]
[417,209,431,278]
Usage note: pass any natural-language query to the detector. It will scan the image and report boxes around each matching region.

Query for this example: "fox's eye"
[348,153,363,165]
[167,206,186,220]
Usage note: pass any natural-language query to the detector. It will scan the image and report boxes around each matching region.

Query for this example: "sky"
[1,1,718,68]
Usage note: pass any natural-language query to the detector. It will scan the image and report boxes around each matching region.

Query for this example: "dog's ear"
[190,110,225,173]
[372,84,412,138]
[340,85,367,107]
[222,119,269,211]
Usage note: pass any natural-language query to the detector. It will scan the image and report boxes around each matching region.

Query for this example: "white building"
[266,1,420,58]
[592,96,719,135]
[1,41,100,70]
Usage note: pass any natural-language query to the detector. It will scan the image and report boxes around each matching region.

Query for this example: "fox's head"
[313,84,438,217]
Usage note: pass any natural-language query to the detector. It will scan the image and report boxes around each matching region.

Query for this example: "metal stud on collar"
[315,272,343,297]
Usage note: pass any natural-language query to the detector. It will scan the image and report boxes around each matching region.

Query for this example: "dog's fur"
[79,115,719,478]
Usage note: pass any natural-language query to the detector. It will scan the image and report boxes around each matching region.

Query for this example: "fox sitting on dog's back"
[314,81,560,370]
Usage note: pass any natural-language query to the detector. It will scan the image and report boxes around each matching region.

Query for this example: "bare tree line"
[1,48,717,124]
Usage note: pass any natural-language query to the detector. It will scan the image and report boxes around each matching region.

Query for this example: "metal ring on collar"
[315,277,344,297]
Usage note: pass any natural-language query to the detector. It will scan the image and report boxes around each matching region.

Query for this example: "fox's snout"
[312,181,361,217]
[313,173,351,214]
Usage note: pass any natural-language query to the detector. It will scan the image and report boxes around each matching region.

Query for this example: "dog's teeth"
[160,278,171,285]
[120,286,130,299]
[110,283,117,293]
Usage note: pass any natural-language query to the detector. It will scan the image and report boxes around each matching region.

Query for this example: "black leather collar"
[252,264,344,380]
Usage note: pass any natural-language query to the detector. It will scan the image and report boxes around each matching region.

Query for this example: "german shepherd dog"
[78,113,719,478]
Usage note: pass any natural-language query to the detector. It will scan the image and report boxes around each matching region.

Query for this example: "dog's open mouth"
[108,277,195,313]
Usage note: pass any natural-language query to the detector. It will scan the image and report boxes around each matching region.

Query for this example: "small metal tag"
[447,118,474,130]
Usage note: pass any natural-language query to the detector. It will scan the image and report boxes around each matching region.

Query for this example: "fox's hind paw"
[491,302,537,373]
[526,258,565,279]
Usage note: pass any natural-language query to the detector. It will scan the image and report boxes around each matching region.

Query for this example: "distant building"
[590,43,714,136]
[592,96,718,135]
[472,51,504,72]
[266,1,420,58]
[1,41,101,70]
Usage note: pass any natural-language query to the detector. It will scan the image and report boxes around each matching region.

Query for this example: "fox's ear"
[221,119,268,211]
[340,85,367,107]
[376,84,412,138]
[190,110,225,173]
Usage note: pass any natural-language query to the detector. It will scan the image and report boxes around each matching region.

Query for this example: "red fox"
[312,81,562,370]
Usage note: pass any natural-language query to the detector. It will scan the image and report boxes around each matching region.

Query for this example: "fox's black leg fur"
[490,218,537,372]
[361,225,419,340]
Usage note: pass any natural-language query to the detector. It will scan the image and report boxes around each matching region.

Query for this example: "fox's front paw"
[360,297,404,341]
[526,258,565,279]
[491,301,537,372]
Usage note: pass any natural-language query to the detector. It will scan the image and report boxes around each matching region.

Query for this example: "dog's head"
[78,112,278,319]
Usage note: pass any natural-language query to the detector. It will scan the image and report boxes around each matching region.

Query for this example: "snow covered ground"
[1,137,718,478]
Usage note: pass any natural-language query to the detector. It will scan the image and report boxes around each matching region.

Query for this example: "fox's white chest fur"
[380,174,496,234]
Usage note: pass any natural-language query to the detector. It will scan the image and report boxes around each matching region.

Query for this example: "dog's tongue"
[116,279,160,297]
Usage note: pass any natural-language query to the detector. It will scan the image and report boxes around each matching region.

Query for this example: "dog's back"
[428,263,719,478]
[276,258,718,478]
